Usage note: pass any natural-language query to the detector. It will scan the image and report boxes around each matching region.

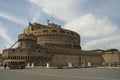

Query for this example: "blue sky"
[0,0,120,53]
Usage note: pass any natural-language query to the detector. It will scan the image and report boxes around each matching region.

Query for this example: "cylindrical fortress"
[2,22,81,67]
[24,23,81,49]
[18,34,36,49]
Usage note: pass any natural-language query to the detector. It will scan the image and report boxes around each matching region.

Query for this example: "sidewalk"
[96,66,120,69]
[0,66,4,69]
[0,66,10,70]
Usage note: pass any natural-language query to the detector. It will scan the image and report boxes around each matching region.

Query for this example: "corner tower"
[18,34,36,49]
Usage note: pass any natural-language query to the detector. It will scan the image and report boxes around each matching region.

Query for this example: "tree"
[107,49,119,53]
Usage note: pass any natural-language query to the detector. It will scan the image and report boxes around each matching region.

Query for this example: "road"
[0,67,120,80]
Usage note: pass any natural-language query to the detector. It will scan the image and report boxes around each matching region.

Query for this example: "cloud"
[83,34,120,50]
[64,13,119,50]
[32,11,41,22]
[28,3,43,23]
[0,23,14,50]
[29,0,79,22]
[29,0,118,37]
[64,13,117,37]
[0,12,26,25]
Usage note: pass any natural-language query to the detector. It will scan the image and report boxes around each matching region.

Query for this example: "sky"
[0,0,120,53]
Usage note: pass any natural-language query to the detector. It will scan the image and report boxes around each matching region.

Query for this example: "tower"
[18,34,36,49]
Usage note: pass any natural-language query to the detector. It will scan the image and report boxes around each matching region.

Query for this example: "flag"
[29,21,32,26]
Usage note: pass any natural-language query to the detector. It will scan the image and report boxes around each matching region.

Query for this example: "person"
[4,64,7,70]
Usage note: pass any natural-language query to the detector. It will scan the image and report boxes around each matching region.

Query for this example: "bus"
[4,60,26,69]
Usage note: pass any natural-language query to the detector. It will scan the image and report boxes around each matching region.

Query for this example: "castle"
[1,22,120,67]
[1,22,81,67]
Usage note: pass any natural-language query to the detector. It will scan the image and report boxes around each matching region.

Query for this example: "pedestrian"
[4,64,7,70]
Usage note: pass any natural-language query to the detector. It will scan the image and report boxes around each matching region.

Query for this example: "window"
[71,32,74,35]
[52,30,57,32]
[12,49,15,52]
[67,32,69,34]
[33,50,35,52]
[43,30,48,33]
[60,31,65,33]
[31,28,34,31]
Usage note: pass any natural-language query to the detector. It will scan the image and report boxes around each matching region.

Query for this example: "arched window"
[12,49,15,52]
[21,49,22,52]
[60,31,65,33]
[52,30,57,32]
[43,30,48,33]
[31,28,34,31]
[67,32,69,34]
[71,32,74,35]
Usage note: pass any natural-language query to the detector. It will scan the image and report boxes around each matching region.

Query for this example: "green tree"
[107,49,119,53]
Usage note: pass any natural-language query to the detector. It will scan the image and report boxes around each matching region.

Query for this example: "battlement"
[48,23,61,28]
[18,34,36,41]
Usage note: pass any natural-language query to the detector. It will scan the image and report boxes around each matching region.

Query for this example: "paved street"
[0,67,120,80]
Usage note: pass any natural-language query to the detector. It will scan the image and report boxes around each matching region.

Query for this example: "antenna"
[109,41,111,50]
[106,41,111,51]
[51,10,55,23]
[47,19,50,25]
[51,17,53,23]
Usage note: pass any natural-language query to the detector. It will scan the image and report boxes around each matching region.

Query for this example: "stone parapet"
[18,34,36,41]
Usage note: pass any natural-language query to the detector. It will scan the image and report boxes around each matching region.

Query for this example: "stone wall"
[81,50,104,66]
[102,52,120,66]
[51,54,80,67]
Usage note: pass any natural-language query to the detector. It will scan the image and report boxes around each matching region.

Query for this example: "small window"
[52,30,57,32]
[12,49,15,52]
[31,28,34,31]
[71,32,74,35]
[43,30,48,33]
[60,31,65,33]
[33,50,35,52]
